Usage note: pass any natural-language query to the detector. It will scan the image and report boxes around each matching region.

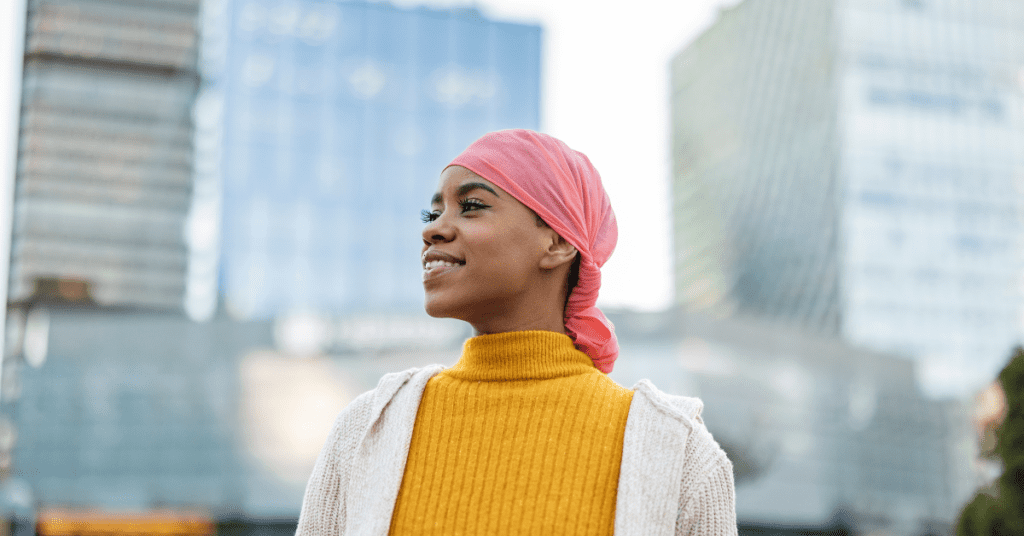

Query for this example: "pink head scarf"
[448,129,619,373]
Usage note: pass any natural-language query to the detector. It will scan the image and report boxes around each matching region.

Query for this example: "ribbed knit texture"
[388,330,634,535]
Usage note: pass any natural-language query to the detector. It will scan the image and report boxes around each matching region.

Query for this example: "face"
[421,165,554,323]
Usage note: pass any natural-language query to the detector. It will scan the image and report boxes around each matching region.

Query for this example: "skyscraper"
[670,0,1024,395]
[10,0,202,311]
[215,0,541,319]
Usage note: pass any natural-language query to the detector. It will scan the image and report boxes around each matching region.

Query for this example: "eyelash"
[420,198,489,223]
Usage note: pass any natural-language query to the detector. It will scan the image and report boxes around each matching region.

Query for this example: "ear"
[539,231,577,270]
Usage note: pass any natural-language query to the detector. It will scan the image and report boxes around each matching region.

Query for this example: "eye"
[420,209,440,223]
[458,198,489,213]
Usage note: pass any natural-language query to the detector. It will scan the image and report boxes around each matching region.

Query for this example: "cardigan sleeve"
[295,389,375,536]
[675,424,738,536]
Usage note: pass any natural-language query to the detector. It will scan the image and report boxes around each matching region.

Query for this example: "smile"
[424,260,461,270]
[422,261,463,282]
[422,250,466,282]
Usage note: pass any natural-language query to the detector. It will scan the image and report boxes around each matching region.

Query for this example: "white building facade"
[671,0,1024,397]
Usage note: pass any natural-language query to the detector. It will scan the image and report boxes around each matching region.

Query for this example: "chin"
[423,295,459,320]
[423,302,446,319]
[424,292,485,324]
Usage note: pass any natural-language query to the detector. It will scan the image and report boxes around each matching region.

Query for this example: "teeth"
[424,260,460,270]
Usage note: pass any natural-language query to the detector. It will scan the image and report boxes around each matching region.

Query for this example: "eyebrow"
[431,182,501,205]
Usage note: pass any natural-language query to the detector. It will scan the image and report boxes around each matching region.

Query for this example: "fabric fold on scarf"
[448,129,619,372]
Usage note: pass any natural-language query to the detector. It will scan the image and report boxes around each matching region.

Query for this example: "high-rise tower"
[671,0,1024,394]
[10,0,202,311]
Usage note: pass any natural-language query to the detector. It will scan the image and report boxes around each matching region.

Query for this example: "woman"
[296,130,737,535]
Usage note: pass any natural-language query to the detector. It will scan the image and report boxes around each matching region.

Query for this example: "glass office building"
[216,0,541,319]
[13,313,261,514]
[670,0,1024,395]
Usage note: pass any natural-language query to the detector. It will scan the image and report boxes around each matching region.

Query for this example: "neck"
[467,280,568,335]
[471,314,566,336]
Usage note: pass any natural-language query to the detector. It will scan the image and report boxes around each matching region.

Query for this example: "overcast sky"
[400,0,741,310]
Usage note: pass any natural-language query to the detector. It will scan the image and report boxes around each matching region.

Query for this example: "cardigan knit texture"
[389,331,634,534]
[296,332,738,536]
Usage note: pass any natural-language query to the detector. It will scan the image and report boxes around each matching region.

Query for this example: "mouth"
[422,250,465,281]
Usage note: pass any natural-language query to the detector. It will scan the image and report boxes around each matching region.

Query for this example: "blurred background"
[0,0,1021,534]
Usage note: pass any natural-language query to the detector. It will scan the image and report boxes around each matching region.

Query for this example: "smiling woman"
[421,165,578,335]
[295,130,737,536]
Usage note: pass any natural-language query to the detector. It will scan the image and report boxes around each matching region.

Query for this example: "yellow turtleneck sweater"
[389,330,634,535]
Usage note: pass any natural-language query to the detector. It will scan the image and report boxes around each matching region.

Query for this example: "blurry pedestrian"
[956,347,1024,536]
[296,130,737,535]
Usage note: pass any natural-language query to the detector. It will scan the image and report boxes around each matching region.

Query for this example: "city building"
[9,0,202,311]
[13,313,264,516]
[212,0,542,320]
[670,0,1024,396]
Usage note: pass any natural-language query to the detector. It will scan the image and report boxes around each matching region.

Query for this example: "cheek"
[467,228,504,252]
[466,228,535,275]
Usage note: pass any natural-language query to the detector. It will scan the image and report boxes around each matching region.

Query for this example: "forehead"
[436,165,502,193]
[432,165,511,206]
[432,165,540,220]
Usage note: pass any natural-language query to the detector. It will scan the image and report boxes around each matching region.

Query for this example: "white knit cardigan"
[296,365,737,536]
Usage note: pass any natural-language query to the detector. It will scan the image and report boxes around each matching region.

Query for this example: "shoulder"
[373,365,445,398]
[629,379,706,429]
[628,379,731,474]
[326,365,445,437]
[616,380,736,534]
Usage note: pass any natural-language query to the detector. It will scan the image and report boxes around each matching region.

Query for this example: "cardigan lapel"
[345,365,443,536]
[614,379,696,536]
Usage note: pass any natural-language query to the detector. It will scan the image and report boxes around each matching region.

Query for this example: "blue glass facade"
[218,1,541,318]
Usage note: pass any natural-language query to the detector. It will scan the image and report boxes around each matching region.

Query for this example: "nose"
[422,212,455,245]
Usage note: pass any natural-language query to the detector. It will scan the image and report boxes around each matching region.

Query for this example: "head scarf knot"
[448,129,619,373]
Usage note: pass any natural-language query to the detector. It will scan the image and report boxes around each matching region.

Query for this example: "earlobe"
[539,234,577,270]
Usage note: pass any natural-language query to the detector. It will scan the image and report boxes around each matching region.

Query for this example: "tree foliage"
[956,347,1024,536]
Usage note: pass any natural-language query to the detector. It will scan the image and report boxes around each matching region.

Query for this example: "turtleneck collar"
[444,330,598,382]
